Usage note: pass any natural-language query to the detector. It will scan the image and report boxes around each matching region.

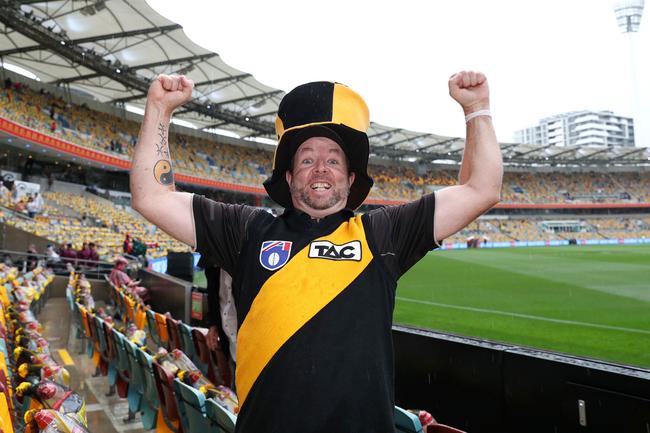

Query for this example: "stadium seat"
[135,346,160,429]
[110,330,131,399]
[146,309,162,348]
[190,328,214,382]
[154,312,171,348]
[394,406,424,433]
[91,314,110,376]
[178,322,198,365]
[166,316,183,351]
[204,398,236,433]
[152,360,183,433]
[122,337,144,419]
[173,378,209,433]
[103,321,119,392]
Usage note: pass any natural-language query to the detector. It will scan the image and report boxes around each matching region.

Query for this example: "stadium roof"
[1,0,649,167]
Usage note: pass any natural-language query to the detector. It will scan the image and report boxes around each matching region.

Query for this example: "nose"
[313,158,329,173]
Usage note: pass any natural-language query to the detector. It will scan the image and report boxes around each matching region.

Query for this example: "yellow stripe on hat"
[235,215,373,407]
[331,83,369,132]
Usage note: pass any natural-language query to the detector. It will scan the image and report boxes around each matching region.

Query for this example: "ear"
[285,170,293,185]
[348,172,356,186]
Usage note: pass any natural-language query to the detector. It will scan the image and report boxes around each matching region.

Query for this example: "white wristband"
[465,109,491,123]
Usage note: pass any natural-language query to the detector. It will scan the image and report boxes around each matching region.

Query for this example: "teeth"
[311,182,331,190]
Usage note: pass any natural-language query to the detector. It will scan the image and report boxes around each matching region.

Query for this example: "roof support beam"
[111,73,252,104]
[380,133,432,148]
[0,24,182,56]
[0,4,274,134]
[177,90,283,115]
[417,137,461,151]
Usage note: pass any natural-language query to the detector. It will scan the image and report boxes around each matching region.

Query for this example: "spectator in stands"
[88,242,100,263]
[26,192,43,218]
[131,72,502,432]
[77,242,91,266]
[109,256,149,302]
[60,243,77,264]
[122,233,133,254]
[25,243,38,271]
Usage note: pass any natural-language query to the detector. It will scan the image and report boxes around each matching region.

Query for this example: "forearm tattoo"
[154,122,174,185]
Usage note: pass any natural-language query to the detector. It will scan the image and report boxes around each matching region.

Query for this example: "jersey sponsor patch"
[259,240,293,271]
[308,240,362,261]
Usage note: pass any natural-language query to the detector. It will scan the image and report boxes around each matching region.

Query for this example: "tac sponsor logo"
[259,240,292,271]
[308,240,362,261]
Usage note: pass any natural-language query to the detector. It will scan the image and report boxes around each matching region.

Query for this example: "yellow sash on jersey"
[235,215,373,406]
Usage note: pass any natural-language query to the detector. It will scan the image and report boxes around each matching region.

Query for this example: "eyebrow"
[296,146,343,155]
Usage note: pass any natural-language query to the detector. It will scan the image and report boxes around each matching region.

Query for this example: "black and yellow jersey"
[193,193,437,433]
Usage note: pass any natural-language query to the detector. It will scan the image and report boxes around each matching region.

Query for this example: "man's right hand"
[147,74,194,115]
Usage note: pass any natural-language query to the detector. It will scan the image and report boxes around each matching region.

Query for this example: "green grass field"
[195,245,650,368]
[395,245,650,368]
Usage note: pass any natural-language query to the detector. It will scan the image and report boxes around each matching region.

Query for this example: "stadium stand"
[3,81,650,205]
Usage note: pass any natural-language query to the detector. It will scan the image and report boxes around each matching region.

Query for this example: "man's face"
[286,137,355,218]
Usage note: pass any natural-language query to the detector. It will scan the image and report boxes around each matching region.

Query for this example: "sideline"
[396,296,650,335]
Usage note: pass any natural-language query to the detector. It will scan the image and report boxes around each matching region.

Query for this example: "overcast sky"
[148,0,649,147]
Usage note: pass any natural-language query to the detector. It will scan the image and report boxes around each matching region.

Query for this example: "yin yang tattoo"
[154,160,174,185]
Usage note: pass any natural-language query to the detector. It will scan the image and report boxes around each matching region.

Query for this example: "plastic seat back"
[190,328,211,378]
[152,361,182,432]
[173,378,209,433]
[111,331,130,375]
[135,347,159,407]
[122,338,144,389]
[178,323,197,363]
[92,315,108,354]
[204,398,236,433]
[166,317,183,351]
[154,312,170,347]
[394,406,423,433]
[145,309,162,347]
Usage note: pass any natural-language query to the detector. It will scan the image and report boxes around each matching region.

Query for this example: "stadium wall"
[393,326,650,433]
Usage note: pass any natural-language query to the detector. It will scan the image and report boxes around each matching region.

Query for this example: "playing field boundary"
[396,296,650,335]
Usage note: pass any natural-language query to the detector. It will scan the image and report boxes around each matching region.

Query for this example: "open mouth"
[311,182,332,191]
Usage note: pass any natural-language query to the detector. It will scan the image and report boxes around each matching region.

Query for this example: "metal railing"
[0,248,114,279]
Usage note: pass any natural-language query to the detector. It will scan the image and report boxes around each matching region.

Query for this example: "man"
[131,72,501,432]
[109,257,149,302]
[88,242,100,262]
[60,243,77,265]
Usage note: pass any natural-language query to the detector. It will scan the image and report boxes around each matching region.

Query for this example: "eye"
[328,159,340,165]
[301,158,313,164]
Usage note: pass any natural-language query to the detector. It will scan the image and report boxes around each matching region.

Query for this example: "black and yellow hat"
[263,81,374,209]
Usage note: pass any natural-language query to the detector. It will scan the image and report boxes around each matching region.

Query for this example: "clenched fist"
[449,71,489,115]
[146,74,194,115]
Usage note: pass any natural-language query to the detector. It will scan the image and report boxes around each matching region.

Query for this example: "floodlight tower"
[613,0,644,146]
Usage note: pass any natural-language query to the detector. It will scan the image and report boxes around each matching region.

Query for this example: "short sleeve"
[364,193,438,279]
[192,194,261,275]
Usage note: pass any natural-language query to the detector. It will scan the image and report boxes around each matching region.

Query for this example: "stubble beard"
[290,183,349,210]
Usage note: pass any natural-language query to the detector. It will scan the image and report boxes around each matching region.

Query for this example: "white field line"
[396,297,650,335]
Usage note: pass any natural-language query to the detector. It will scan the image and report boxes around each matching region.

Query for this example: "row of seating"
[3,81,649,204]
[1,265,90,433]
[70,272,239,433]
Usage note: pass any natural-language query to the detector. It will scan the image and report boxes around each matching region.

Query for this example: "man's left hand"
[448,70,489,114]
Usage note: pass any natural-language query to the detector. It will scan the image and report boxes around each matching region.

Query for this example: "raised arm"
[433,71,503,241]
[130,74,197,247]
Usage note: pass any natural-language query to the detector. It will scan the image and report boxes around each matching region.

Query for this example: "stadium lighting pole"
[613,0,645,147]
